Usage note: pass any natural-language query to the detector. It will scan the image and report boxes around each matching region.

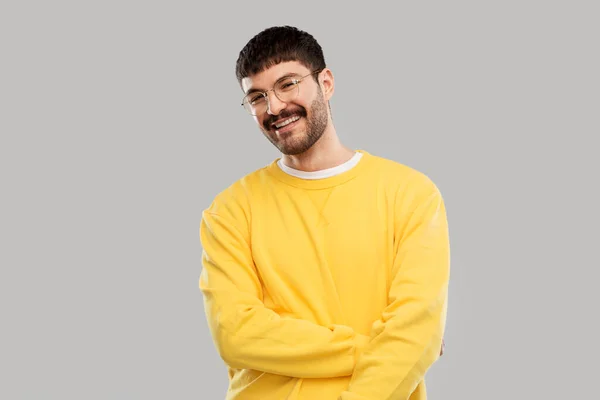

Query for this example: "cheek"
[255,115,270,131]
[254,115,265,128]
[286,100,309,115]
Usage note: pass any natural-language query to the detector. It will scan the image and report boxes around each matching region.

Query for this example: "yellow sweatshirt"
[199,150,450,400]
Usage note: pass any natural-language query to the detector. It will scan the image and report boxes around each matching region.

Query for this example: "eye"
[278,80,298,91]
[249,94,265,104]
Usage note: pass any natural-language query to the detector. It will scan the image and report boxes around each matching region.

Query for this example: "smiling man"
[199,26,450,400]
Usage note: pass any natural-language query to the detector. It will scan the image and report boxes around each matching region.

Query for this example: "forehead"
[241,61,310,94]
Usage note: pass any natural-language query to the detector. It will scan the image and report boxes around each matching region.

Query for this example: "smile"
[274,115,300,129]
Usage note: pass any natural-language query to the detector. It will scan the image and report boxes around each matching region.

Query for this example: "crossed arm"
[339,180,450,399]
[199,210,370,379]
[199,180,449,389]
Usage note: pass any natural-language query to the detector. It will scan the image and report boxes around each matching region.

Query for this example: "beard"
[261,92,329,156]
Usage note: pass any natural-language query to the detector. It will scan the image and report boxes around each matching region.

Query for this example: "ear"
[319,68,335,101]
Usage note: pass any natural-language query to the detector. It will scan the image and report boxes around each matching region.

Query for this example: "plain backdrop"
[1,1,599,399]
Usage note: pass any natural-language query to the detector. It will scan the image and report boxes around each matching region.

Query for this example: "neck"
[280,124,355,172]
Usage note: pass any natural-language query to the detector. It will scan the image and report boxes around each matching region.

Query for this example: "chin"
[279,141,315,156]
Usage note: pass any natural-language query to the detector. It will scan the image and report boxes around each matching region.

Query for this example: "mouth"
[271,115,301,135]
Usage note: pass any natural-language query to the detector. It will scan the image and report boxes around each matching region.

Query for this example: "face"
[241,61,333,156]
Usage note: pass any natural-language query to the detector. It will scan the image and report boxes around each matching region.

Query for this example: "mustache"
[264,108,307,130]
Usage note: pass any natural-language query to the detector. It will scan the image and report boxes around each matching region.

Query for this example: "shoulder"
[365,151,440,194]
[365,152,446,222]
[202,161,274,221]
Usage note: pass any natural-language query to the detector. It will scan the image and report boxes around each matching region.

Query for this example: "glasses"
[241,70,322,116]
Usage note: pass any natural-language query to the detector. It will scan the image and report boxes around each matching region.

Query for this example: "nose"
[266,91,287,116]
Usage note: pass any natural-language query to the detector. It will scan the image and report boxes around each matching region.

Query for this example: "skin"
[241,61,356,172]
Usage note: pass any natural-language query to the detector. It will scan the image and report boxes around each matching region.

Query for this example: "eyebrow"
[245,72,299,95]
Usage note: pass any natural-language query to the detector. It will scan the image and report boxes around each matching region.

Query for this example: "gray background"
[1,0,599,399]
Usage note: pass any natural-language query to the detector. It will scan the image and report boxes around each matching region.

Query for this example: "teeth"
[275,116,300,128]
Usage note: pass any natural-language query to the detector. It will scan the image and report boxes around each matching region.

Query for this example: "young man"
[199,26,450,400]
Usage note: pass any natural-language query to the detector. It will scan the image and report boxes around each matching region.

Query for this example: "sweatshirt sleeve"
[339,178,450,399]
[199,208,370,379]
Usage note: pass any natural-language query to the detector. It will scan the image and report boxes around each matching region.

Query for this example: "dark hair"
[235,26,326,84]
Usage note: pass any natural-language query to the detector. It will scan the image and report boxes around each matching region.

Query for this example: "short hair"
[235,26,326,84]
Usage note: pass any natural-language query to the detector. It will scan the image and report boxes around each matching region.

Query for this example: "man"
[199,25,450,400]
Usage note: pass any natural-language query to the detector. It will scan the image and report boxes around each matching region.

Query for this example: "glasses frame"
[240,69,323,116]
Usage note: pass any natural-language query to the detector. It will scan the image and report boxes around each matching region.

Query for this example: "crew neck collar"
[267,150,374,190]
[277,151,363,180]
